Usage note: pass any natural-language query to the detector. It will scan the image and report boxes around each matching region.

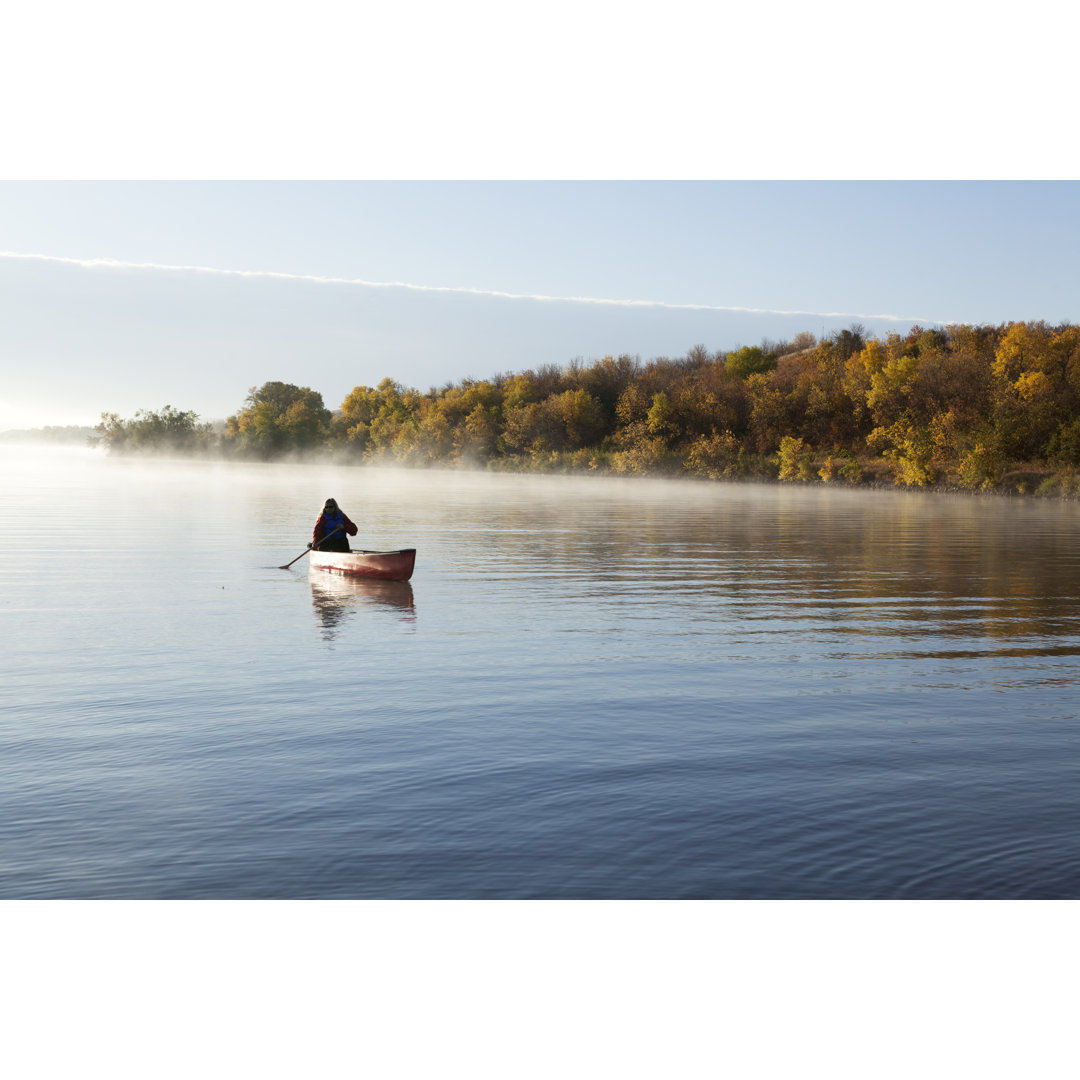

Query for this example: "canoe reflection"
[309,569,415,639]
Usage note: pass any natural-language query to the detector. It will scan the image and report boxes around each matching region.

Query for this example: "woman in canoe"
[312,497,358,552]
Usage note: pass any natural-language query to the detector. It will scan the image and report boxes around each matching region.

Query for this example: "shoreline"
[21,438,1077,503]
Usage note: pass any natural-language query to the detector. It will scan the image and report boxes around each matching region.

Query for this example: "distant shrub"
[867,417,937,487]
[1036,471,1080,499]
[819,449,862,485]
[684,430,749,479]
[94,406,214,455]
[1047,418,1080,465]
[957,441,1006,490]
[776,435,814,481]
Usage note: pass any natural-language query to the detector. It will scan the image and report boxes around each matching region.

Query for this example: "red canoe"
[309,547,416,581]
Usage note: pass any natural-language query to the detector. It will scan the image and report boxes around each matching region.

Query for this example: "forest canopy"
[91,321,1080,496]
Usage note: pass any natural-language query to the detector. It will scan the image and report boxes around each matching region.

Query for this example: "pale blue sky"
[1,181,1078,429]
[1,0,1077,430]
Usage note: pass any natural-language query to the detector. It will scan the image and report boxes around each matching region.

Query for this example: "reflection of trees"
[452,487,1080,655]
[309,572,415,642]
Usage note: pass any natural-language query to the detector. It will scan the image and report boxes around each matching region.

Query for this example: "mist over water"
[3,444,1080,897]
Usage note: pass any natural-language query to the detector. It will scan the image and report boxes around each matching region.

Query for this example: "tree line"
[1,425,95,443]
[92,321,1080,496]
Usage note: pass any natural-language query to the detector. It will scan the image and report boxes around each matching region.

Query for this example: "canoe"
[309,547,416,581]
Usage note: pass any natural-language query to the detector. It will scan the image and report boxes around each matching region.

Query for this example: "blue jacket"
[313,509,358,546]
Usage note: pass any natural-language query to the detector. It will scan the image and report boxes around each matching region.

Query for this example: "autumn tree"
[336,378,425,460]
[571,354,641,428]
[225,381,331,457]
[990,322,1080,461]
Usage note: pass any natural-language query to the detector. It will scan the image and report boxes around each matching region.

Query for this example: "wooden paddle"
[279,526,343,569]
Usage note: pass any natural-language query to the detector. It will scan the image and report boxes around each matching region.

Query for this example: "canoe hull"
[308,547,416,581]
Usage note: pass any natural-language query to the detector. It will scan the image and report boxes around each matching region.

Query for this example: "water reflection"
[7,450,1080,898]
[309,569,415,641]
[453,485,1080,665]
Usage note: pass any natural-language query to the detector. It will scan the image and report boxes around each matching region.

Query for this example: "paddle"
[279,526,343,569]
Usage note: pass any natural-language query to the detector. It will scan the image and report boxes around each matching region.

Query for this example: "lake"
[3,443,1079,898]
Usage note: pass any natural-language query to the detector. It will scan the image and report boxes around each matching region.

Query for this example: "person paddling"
[312,497,358,552]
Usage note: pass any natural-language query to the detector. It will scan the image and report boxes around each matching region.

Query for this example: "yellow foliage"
[867,417,936,486]
[616,385,647,425]
[993,321,1052,383]
[502,374,539,410]
[957,442,1005,489]
[1014,370,1052,402]
[858,340,888,375]
[646,392,673,435]
[776,435,813,481]
[684,430,747,479]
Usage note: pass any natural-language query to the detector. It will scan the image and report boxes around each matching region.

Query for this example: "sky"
[3,180,1078,430]
[1,2,1077,431]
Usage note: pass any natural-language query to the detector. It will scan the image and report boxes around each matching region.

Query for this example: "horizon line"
[0,250,944,325]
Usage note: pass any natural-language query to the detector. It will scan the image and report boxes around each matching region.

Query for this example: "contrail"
[0,249,937,324]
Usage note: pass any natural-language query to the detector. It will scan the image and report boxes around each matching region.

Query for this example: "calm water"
[3,444,1080,898]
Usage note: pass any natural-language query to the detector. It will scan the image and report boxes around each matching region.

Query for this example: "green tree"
[460,402,501,460]
[502,373,541,411]
[226,381,332,457]
[501,401,562,458]
[725,345,778,380]
[94,406,213,455]
[336,378,424,461]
